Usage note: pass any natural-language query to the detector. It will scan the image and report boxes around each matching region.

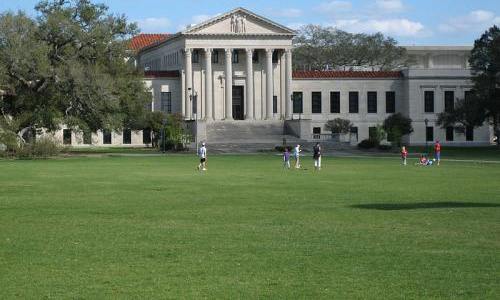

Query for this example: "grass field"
[1,154,499,299]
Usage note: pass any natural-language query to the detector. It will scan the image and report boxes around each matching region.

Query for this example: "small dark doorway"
[232,86,244,120]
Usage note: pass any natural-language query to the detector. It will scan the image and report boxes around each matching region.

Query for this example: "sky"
[1,0,499,45]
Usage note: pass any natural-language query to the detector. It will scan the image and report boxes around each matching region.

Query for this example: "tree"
[0,0,150,151]
[142,112,188,150]
[469,25,500,147]
[293,25,414,71]
[368,124,386,146]
[324,118,352,134]
[382,113,414,146]
[436,94,486,134]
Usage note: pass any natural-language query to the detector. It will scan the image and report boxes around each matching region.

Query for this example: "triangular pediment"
[182,8,296,36]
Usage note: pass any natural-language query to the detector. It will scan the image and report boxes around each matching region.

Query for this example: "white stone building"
[58,8,493,147]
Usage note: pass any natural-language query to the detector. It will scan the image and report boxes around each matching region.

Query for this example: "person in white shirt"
[198,143,207,171]
[293,144,301,169]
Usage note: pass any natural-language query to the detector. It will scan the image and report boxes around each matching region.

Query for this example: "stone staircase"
[204,120,304,152]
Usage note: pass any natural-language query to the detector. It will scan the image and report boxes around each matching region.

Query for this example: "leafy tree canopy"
[0,0,149,142]
[382,113,413,146]
[324,118,352,134]
[469,25,500,147]
[293,25,414,71]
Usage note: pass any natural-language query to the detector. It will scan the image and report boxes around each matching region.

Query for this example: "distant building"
[56,8,492,147]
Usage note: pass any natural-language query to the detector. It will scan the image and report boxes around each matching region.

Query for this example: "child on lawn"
[401,146,408,165]
[283,148,291,169]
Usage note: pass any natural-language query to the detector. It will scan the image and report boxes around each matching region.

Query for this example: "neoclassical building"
[58,7,493,147]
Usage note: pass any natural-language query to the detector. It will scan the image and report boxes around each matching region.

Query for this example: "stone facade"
[55,7,493,147]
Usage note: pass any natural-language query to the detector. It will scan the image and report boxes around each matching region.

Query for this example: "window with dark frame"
[350,126,358,141]
[386,91,396,113]
[445,91,454,112]
[312,92,322,113]
[367,91,377,113]
[83,132,92,145]
[273,96,277,114]
[292,92,303,114]
[466,125,474,141]
[123,129,131,145]
[349,92,359,113]
[369,126,377,141]
[330,92,340,113]
[161,92,171,113]
[232,50,239,63]
[63,129,71,145]
[212,50,218,63]
[143,129,151,144]
[424,90,434,113]
[191,50,199,63]
[252,51,259,63]
[446,126,454,141]
[426,126,434,142]
[272,50,279,63]
[313,127,321,139]
[103,130,112,145]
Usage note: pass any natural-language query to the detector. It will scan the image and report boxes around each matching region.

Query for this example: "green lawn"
[0,155,499,299]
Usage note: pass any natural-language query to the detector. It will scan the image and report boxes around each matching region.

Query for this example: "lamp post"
[424,117,429,153]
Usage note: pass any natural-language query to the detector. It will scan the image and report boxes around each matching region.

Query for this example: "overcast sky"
[2,0,499,45]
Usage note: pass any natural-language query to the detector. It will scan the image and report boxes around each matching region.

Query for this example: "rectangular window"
[367,91,377,113]
[191,50,199,63]
[330,92,340,113]
[312,92,322,113]
[144,92,153,111]
[103,130,112,145]
[466,125,474,141]
[83,132,92,145]
[369,126,377,141]
[211,50,218,63]
[143,129,151,144]
[252,51,259,63]
[63,129,72,145]
[272,50,279,63]
[273,96,277,114]
[426,126,434,142]
[292,92,303,114]
[313,127,321,139]
[232,50,239,64]
[349,92,359,113]
[161,92,171,113]
[123,129,131,145]
[446,126,454,141]
[424,91,434,113]
[464,90,472,101]
[386,91,396,113]
[445,91,454,112]
[351,126,358,141]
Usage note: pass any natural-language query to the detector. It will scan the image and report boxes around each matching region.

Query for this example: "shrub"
[11,136,62,158]
[358,139,377,149]
[275,146,293,152]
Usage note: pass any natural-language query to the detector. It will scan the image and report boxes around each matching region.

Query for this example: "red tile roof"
[129,34,172,50]
[293,70,403,78]
[144,70,180,78]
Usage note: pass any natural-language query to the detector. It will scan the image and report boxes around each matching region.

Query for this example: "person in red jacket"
[434,141,441,165]
[401,146,408,165]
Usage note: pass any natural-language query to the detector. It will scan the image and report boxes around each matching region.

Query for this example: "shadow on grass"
[351,202,500,210]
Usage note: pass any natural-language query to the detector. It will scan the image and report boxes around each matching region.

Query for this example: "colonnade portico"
[181,47,293,121]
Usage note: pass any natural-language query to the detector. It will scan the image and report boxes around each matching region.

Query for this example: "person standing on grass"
[401,146,408,165]
[283,148,291,169]
[197,142,207,171]
[434,141,441,165]
[293,144,301,169]
[313,142,321,170]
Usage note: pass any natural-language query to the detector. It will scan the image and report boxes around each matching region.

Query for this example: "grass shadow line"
[351,202,500,210]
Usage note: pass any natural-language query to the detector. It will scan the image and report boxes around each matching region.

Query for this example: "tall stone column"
[204,48,213,120]
[245,48,254,120]
[265,48,274,120]
[184,48,193,119]
[224,48,233,120]
[285,49,293,119]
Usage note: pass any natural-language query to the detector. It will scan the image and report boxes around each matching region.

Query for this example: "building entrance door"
[232,86,244,120]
